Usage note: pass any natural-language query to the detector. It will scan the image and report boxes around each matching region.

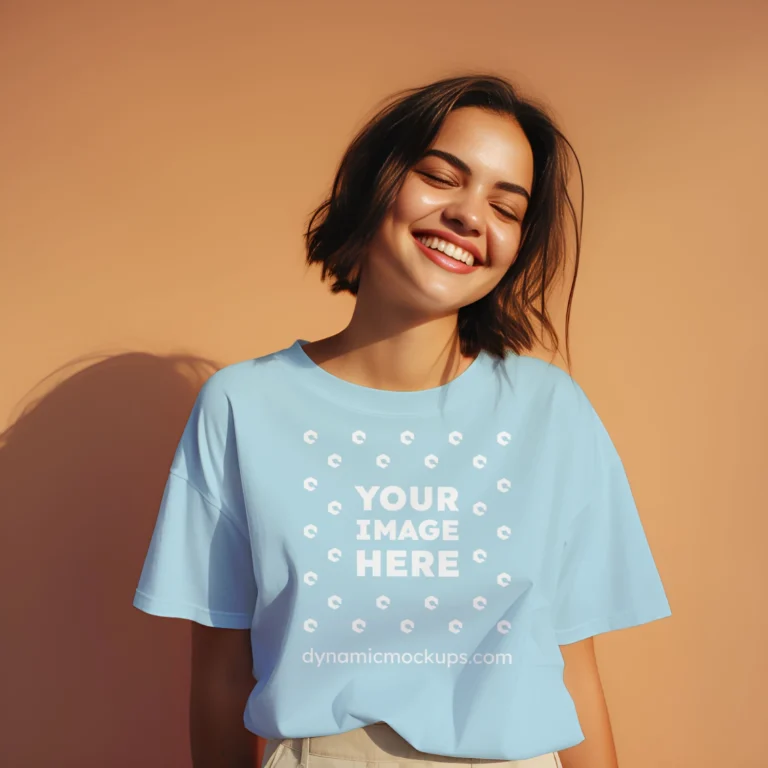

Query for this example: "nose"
[442,189,484,236]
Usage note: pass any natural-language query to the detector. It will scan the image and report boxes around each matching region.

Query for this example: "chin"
[409,261,486,310]
[403,277,474,315]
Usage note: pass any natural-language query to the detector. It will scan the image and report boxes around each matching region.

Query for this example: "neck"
[303,286,475,393]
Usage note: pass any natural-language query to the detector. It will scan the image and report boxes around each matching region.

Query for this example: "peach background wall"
[1,1,766,767]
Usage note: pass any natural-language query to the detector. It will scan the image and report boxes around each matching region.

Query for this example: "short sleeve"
[553,394,672,645]
[132,372,257,629]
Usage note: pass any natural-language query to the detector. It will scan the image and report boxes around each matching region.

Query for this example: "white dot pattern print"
[298,425,525,636]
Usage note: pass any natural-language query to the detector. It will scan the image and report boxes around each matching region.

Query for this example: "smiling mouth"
[413,233,479,266]
[412,233,484,275]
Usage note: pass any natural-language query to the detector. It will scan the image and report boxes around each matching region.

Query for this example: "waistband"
[276,723,539,767]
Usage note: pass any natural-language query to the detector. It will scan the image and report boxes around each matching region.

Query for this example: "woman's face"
[364,106,534,315]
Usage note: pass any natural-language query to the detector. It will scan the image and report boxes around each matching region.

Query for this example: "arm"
[190,623,257,768]
[557,637,619,768]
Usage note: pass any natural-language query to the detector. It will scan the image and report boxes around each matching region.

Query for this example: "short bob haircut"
[304,73,583,370]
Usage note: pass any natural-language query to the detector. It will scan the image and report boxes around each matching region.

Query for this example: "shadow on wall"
[0,352,262,768]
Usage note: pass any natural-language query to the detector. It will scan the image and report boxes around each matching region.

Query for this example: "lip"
[411,228,485,265]
[412,234,481,275]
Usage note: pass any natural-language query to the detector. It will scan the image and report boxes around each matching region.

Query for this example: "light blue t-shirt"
[133,339,672,760]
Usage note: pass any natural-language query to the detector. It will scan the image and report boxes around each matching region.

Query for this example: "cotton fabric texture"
[133,339,672,760]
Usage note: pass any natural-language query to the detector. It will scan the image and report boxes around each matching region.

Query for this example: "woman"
[133,74,672,768]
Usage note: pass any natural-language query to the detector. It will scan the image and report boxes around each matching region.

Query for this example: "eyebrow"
[420,149,531,202]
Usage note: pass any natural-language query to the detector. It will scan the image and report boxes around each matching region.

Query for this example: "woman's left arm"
[557,637,619,768]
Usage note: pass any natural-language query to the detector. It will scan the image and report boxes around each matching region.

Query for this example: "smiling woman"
[133,73,671,768]
[304,75,580,367]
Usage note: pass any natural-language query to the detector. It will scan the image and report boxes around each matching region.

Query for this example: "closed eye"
[419,172,452,185]
[494,206,519,222]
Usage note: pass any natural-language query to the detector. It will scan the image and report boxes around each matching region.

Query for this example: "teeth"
[417,235,475,266]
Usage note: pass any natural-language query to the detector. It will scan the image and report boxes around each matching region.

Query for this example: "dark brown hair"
[304,73,583,370]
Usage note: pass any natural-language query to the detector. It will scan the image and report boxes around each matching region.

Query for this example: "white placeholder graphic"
[298,423,525,644]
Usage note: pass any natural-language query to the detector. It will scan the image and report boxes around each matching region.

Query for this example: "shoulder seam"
[168,470,250,541]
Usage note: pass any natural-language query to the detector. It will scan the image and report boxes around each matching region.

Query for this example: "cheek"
[488,225,523,269]
[390,177,440,224]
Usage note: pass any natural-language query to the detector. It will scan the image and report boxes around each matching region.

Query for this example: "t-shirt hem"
[132,590,253,629]
[555,604,672,645]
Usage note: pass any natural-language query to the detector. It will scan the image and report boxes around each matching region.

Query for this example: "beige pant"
[261,722,563,768]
